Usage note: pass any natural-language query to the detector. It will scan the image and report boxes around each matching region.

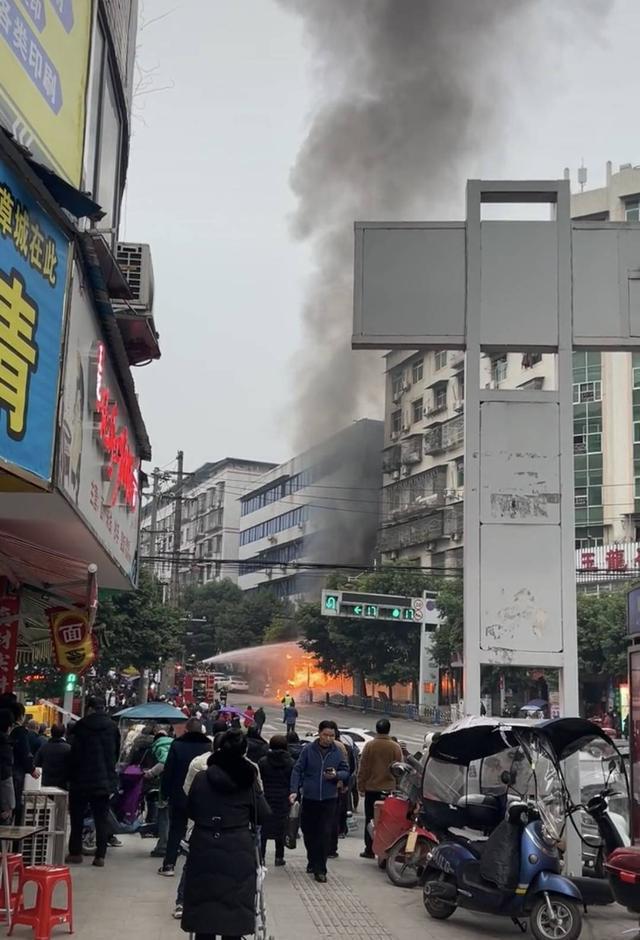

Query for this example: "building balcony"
[378,510,445,552]
[450,351,465,370]
[382,444,402,474]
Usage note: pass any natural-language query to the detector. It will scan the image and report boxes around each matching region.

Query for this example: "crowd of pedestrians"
[0,688,407,940]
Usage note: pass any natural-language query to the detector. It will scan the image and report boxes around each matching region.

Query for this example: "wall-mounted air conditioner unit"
[402,422,411,432]
[389,550,399,561]
[401,465,411,477]
[115,242,154,312]
[450,532,461,541]
[392,470,401,480]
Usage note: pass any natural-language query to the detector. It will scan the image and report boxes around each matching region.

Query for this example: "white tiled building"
[238,419,384,599]
[140,458,276,594]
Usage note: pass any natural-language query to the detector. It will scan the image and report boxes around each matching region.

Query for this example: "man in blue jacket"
[289,720,349,882]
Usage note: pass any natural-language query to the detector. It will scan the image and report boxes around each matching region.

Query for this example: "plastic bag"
[285,799,301,850]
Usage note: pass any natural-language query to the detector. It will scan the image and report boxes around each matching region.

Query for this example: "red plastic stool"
[8,865,73,940]
[0,855,25,914]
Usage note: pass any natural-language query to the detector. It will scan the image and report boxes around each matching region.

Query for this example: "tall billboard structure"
[354,179,640,719]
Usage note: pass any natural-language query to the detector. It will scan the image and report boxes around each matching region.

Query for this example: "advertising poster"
[0,155,69,484]
[0,593,18,694]
[0,0,93,186]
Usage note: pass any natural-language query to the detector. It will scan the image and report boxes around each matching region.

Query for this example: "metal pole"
[149,466,160,578]
[171,450,184,603]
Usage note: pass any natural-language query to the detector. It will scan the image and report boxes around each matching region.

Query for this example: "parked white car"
[227,676,249,693]
[338,727,375,754]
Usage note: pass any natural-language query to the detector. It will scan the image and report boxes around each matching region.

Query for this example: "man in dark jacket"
[290,720,349,882]
[245,725,268,765]
[35,725,71,789]
[67,696,120,867]
[9,702,38,825]
[258,735,294,866]
[0,709,14,821]
[159,717,211,876]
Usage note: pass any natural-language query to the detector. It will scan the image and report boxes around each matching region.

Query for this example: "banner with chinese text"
[0,156,69,485]
[48,607,97,674]
[56,260,140,583]
[0,594,19,695]
[0,1,92,186]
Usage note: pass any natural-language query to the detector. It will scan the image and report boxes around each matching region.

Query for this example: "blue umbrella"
[114,702,189,722]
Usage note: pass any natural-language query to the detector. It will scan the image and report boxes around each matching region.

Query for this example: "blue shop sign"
[0,157,68,483]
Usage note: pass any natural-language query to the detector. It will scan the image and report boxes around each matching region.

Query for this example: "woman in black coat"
[182,729,269,940]
[257,735,294,865]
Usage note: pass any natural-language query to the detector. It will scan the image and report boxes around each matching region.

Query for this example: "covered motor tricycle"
[421,717,631,940]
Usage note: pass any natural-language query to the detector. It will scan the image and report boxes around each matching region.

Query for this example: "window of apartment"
[391,410,402,434]
[575,488,588,508]
[635,422,640,444]
[205,539,212,556]
[214,534,222,553]
[455,458,464,487]
[491,356,508,385]
[434,350,447,371]
[83,20,123,235]
[391,370,403,399]
[636,477,640,500]
[411,399,423,424]
[573,381,602,404]
[634,367,640,389]
[434,385,447,410]
[522,352,543,369]
[412,359,424,383]
[625,200,640,222]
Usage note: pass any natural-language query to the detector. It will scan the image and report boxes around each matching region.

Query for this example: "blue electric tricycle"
[420,716,621,940]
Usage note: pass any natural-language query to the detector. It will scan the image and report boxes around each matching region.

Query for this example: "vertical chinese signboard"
[48,607,97,674]
[57,261,140,584]
[0,0,92,186]
[0,593,19,694]
[0,156,68,485]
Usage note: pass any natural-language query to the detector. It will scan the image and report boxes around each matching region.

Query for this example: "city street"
[67,812,637,940]
[233,694,434,754]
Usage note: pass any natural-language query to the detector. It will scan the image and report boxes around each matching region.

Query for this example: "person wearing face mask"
[289,720,349,883]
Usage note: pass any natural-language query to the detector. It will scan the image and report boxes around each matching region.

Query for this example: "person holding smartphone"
[289,721,349,883]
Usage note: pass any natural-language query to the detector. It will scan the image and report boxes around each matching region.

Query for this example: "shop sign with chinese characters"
[0,594,18,694]
[0,0,92,186]
[57,260,140,582]
[48,607,97,674]
[576,541,640,581]
[0,156,69,485]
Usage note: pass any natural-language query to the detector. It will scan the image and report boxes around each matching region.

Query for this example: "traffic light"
[64,673,77,694]
[321,589,423,623]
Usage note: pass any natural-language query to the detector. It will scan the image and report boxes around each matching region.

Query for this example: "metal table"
[0,826,45,931]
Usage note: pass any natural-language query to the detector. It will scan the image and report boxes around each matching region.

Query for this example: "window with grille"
[434,350,448,371]
[573,381,602,403]
[412,359,424,383]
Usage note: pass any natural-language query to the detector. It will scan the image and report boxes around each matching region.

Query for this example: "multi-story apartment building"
[379,162,640,567]
[238,419,384,599]
[140,458,276,594]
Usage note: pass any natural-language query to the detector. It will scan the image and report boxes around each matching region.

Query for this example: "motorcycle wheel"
[386,834,432,888]
[422,871,456,920]
[529,895,582,940]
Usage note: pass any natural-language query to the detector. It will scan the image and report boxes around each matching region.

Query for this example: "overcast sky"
[124,0,640,475]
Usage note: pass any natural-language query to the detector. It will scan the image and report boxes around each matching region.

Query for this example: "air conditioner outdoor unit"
[389,550,399,561]
[450,532,461,541]
[402,381,411,392]
[401,465,411,477]
[392,470,401,480]
[402,422,411,432]
[425,542,436,552]
[453,402,464,414]
[268,535,278,544]
[445,488,456,499]
[115,242,154,312]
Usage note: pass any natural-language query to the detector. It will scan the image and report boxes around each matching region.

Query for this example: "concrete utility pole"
[171,450,184,603]
[149,466,160,569]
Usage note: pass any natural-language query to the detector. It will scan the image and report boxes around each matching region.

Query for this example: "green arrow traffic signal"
[353,605,363,615]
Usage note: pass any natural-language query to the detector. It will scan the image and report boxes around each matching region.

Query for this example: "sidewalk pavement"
[16,823,640,940]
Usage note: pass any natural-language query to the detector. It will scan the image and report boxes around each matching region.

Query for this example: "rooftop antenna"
[577,159,587,193]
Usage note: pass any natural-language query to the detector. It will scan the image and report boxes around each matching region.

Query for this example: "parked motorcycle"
[371,756,437,888]
[421,716,621,940]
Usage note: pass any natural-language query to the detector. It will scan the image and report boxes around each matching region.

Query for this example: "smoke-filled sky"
[126,0,637,473]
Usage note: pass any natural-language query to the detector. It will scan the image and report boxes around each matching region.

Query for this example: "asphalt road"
[227,692,433,753]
